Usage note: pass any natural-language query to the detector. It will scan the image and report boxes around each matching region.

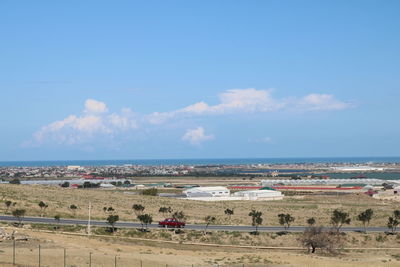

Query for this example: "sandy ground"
[0,228,399,267]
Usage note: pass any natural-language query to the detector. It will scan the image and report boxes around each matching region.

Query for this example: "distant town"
[1,162,400,180]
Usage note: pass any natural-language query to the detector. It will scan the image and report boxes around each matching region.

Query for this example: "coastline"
[1,156,400,167]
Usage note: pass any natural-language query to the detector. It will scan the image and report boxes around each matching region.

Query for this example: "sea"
[0,157,400,167]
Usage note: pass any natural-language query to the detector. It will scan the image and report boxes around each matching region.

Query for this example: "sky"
[1,0,400,161]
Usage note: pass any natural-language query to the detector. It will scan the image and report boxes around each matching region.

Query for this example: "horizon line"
[1,156,400,163]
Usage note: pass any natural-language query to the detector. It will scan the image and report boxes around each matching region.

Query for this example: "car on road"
[158,218,185,228]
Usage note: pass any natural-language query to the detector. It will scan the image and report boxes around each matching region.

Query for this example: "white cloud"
[32,100,137,145]
[180,88,279,114]
[214,88,282,113]
[297,94,350,111]
[108,108,138,130]
[182,127,214,146]
[33,114,109,145]
[28,89,351,147]
[146,89,349,124]
[84,99,108,114]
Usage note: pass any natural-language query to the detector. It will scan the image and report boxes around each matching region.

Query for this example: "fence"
[0,240,254,267]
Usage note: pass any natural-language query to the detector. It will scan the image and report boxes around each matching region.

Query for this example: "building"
[183,186,230,198]
[67,165,81,170]
[330,166,385,172]
[261,178,384,186]
[181,186,283,201]
[233,189,283,200]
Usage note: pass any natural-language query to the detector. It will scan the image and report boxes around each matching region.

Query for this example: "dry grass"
[0,227,399,267]
[1,183,399,266]
[0,184,398,228]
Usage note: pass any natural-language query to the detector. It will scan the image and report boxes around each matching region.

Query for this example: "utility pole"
[13,239,15,265]
[87,202,92,235]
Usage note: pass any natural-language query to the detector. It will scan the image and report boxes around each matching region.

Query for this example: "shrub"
[142,188,158,196]
[9,179,20,184]
[159,231,172,240]
[376,234,387,242]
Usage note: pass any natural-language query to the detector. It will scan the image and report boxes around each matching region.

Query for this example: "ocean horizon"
[1,156,400,167]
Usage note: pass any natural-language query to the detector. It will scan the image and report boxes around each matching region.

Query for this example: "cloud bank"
[147,89,350,124]
[28,88,351,146]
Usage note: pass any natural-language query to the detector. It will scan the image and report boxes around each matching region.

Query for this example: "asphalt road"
[0,215,389,233]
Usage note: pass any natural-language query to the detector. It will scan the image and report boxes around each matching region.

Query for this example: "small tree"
[132,204,145,216]
[61,181,70,188]
[4,200,16,214]
[38,201,48,217]
[137,214,153,231]
[106,214,119,233]
[300,226,342,254]
[330,209,351,233]
[69,204,78,216]
[12,209,26,226]
[54,215,61,230]
[278,213,295,230]
[388,217,399,234]
[83,181,92,188]
[172,211,186,222]
[357,209,374,233]
[249,209,263,234]
[224,208,234,220]
[204,216,216,234]
[106,207,115,214]
[159,206,173,217]
[394,210,400,220]
[387,210,400,234]
[307,217,316,226]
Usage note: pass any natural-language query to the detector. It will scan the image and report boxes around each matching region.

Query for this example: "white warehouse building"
[183,186,230,198]
[233,189,283,200]
[182,186,283,201]
[261,178,385,186]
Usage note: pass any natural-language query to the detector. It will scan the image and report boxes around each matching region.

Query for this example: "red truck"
[158,218,185,228]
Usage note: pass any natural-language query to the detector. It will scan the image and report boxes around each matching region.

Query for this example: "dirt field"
[0,227,399,267]
[0,184,398,229]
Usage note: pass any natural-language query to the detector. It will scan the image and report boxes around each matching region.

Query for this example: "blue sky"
[1,0,400,161]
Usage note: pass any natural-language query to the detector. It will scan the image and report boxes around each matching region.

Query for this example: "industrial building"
[183,186,230,198]
[233,189,283,200]
[182,186,283,201]
[330,166,385,172]
[261,178,385,186]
